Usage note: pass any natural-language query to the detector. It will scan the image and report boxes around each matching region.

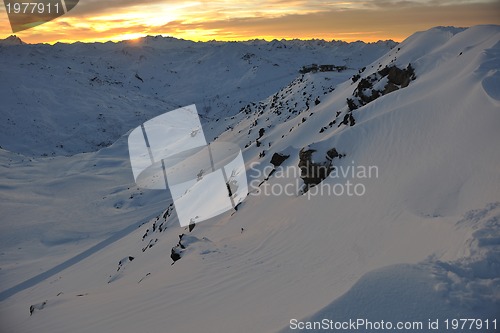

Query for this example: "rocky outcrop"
[380,64,415,87]
[348,63,416,111]
[270,152,289,167]
[299,148,340,192]
[171,248,181,264]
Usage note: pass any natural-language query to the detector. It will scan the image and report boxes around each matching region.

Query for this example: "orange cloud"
[0,1,498,43]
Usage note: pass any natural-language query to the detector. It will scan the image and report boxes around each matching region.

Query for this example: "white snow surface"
[0,26,499,333]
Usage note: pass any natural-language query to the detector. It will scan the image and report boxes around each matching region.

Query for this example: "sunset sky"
[1,0,499,44]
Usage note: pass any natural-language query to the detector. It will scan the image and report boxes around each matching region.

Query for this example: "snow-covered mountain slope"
[1,25,499,333]
[0,36,394,157]
[0,35,394,293]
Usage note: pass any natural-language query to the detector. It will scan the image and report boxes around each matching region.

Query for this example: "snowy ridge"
[0,26,499,333]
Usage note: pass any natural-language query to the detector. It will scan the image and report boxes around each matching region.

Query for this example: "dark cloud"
[68,0,172,17]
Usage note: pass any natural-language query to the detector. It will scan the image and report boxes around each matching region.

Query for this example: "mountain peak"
[0,35,25,45]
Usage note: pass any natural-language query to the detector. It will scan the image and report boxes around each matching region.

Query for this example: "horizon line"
[2,33,403,46]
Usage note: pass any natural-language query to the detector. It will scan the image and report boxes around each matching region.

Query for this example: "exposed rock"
[348,63,416,112]
[340,113,350,126]
[383,82,399,94]
[30,301,47,316]
[134,73,144,82]
[349,113,356,126]
[326,148,339,161]
[270,153,289,167]
[241,53,255,61]
[171,248,181,264]
[357,77,373,90]
[163,204,174,220]
[347,98,358,111]
[387,64,415,87]
[298,148,334,192]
